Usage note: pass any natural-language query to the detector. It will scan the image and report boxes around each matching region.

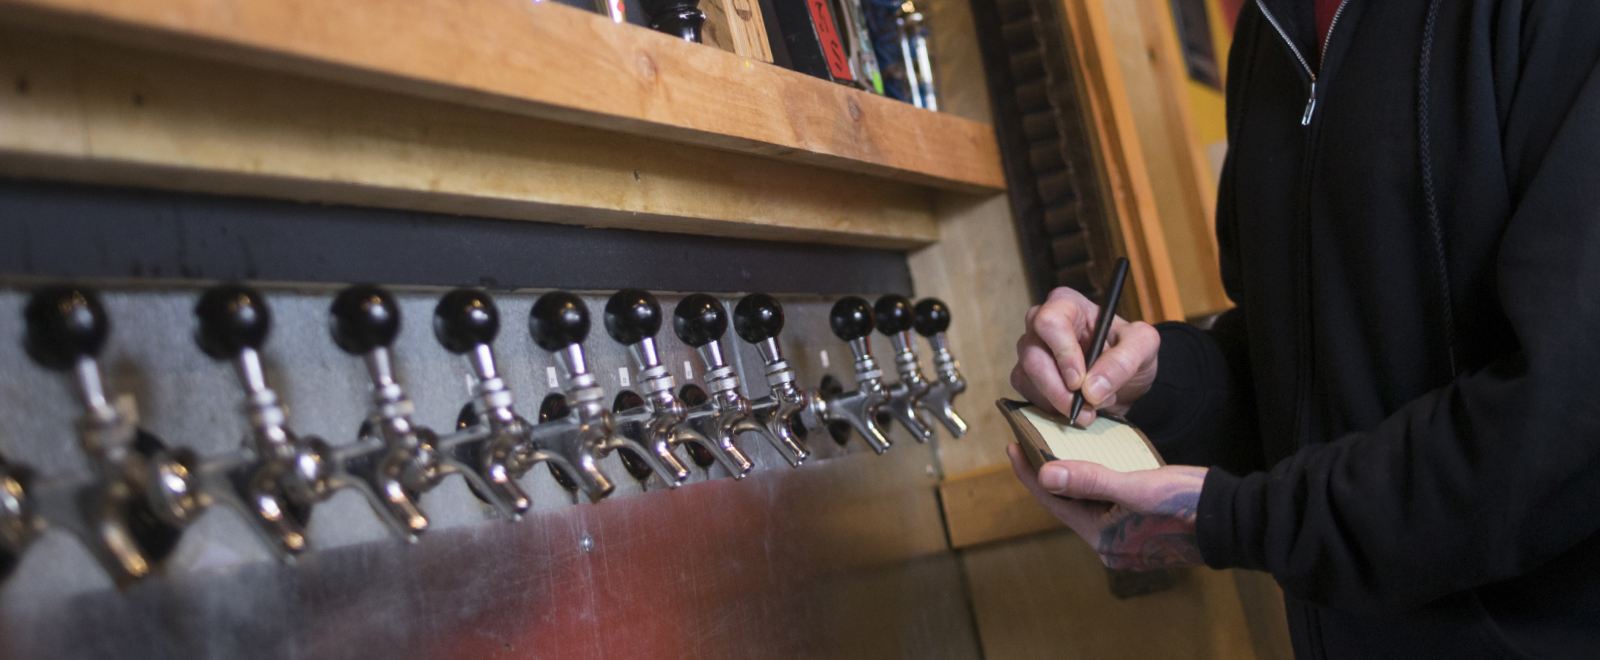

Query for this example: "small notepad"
[996,399,1163,472]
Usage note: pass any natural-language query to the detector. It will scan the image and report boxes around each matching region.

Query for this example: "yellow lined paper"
[1018,407,1161,472]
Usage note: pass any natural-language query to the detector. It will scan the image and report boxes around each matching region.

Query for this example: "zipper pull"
[1301,80,1318,126]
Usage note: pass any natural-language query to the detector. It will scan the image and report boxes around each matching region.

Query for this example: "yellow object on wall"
[1184,0,1233,182]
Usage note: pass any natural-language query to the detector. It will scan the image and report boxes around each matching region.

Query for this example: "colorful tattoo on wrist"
[1096,487,1202,571]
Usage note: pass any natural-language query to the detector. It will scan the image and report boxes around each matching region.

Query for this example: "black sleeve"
[1125,314,1261,474]
[1124,7,1265,474]
[1196,2,1600,612]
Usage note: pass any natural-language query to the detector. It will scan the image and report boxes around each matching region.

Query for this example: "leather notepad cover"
[996,399,1164,472]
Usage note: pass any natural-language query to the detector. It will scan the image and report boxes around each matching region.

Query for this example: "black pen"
[1069,257,1130,427]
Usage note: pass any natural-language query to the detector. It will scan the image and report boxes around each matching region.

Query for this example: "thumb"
[1037,460,1136,504]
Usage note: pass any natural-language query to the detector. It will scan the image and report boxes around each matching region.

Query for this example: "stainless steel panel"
[0,284,977,659]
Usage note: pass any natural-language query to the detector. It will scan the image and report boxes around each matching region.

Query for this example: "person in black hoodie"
[1005,1,1600,658]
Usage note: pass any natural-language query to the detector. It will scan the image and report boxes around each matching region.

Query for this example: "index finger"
[1030,297,1095,391]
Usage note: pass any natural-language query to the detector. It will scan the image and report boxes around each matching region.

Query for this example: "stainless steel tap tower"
[0,276,977,659]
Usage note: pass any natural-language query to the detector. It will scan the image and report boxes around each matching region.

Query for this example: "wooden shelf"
[0,0,1004,193]
[0,21,943,248]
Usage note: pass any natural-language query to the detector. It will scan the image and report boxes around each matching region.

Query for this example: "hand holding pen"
[1009,258,1162,427]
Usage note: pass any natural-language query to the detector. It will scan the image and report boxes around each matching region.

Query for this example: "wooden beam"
[1127,0,1229,317]
[1057,0,1187,322]
[0,0,1004,192]
[0,27,939,247]
[938,464,1060,549]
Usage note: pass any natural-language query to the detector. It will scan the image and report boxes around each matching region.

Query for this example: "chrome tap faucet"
[0,455,42,583]
[22,287,206,584]
[806,297,892,454]
[731,293,810,467]
[524,291,616,501]
[430,288,539,518]
[871,295,935,443]
[599,289,695,488]
[670,294,757,478]
[913,299,968,437]
[326,284,443,540]
[193,284,337,557]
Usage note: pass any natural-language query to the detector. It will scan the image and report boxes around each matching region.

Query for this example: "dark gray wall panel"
[0,179,913,295]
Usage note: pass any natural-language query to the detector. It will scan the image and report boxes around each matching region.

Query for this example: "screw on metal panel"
[579,535,595,553]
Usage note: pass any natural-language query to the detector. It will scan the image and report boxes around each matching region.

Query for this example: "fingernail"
[1086,376,1111,401]
[1039,465,1069,491]
[1065,368,1082,388]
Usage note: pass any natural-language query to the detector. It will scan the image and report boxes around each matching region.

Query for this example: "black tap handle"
[23,286,109,370]
[873,295,914,336]
[329,284,401,355]
[732,293,785,344]
[672,294,727,348]
[912,298,951,337]
[603,289,662,345]
[529,291,590,351]
[194,284,272,360]
[432,288,500,354]
[828,296,874,341]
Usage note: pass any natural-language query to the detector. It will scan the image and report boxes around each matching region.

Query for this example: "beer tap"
[0,454,41,582]
[871,295,935,443]
[599,289,695,487]
[914,298,968,437]
[731,293,810,467]
[193,284,337,557]
[524,291,616,502]
[327,284,444,540]
[670,294,756,478]
[22,287,206,584]
[430,288,538,518]
[640,0,706,42]
[805,297,892,454]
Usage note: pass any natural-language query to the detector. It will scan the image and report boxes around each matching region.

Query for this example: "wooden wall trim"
[1057,0,1186,321]
[0,27,940,248]
[0,0,1005,192]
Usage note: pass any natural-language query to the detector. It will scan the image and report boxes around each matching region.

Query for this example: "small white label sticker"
[819,349,831,368]
[683,360,694,380]
[546,366,559,388]
[618,367,630,387]
[463,373,476,393]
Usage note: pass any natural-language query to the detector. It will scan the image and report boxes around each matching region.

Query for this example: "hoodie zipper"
[1255,0,1352,125]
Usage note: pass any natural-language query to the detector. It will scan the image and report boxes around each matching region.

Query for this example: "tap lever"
[808,296,892,453]
[914,298,968,437]
[431,288,534,517]
[195,284,335,557]
[196,285,286,438]
[872,295,935,443]
[328,284,439,539]
[732,293,810,466]
[25,286,119,432]
[671,294,757,477]
[24,286,204,584]
[600,290,693,486]
[526,291,616,501]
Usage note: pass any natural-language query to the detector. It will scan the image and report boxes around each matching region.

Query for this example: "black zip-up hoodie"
[1122,1,1600,657]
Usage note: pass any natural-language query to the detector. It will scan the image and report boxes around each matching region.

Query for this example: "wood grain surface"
[0,0,1003,191]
